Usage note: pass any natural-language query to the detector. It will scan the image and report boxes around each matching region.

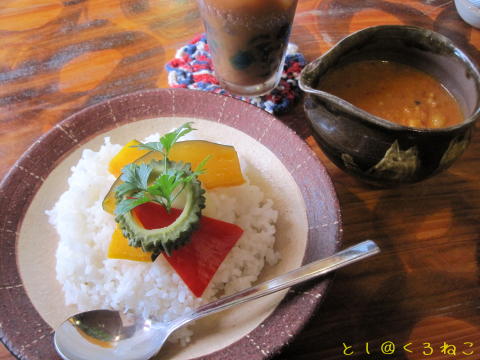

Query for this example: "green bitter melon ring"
[115,159,205,256]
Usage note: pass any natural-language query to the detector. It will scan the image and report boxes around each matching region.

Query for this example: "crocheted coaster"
[166,34,306,115]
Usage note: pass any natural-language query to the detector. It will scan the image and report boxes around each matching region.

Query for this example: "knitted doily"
[166,34,305,115]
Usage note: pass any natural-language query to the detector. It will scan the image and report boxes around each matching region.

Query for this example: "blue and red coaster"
[165,34,306,115]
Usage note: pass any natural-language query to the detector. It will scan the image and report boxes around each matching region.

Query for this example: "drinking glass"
[196,0,298,96]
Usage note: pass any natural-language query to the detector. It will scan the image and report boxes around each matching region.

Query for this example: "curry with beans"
[316,60,463,128]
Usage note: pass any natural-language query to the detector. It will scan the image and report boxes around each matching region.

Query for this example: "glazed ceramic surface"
[0,89,341,360]
[300,25,480,186]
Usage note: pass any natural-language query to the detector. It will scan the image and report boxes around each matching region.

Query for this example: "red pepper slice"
[132,202,243,297]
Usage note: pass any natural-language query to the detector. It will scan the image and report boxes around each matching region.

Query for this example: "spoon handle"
[172,240,379,329]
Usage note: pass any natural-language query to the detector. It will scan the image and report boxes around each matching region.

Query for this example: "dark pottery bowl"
[299,25,480,187]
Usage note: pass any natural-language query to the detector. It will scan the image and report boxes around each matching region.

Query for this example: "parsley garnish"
[114,123,209,216]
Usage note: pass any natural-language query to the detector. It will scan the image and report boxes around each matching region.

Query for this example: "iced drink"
[196,0,298,96]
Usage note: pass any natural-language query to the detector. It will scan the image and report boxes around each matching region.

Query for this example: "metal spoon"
[54,240,379,360]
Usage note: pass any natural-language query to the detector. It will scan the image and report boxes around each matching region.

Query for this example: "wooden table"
[1,0,479,359]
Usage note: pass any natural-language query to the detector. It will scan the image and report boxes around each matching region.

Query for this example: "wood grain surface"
[1,0,479,359]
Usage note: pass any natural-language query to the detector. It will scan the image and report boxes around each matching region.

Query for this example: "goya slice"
[115,159,205,256]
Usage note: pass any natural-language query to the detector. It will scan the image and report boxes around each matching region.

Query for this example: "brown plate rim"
[0,88,342,360]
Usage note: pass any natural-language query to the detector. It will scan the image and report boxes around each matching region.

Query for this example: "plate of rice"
[0,88,341,360]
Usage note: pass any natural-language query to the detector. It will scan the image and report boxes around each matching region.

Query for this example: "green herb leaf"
[119,163,152,191]
[132,122,195,158]
[147,168,188,211]
[119,163,137,183]
[116,182,138,197]
[132,142,165,155]
[137,163,152,190]
[115,191,150,216]
[160,122,195,156]
[183,155,210,183]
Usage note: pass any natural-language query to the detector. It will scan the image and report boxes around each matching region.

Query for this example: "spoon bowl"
[54,240,380,360]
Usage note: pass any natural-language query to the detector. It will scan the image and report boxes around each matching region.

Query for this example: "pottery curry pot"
[300,25,480,187]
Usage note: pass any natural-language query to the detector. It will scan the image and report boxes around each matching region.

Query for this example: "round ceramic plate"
[0,89,341,360]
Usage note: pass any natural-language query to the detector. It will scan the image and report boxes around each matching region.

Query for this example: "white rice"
[47,137,279,344]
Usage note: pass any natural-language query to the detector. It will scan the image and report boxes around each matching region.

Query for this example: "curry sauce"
[317,60,463,128]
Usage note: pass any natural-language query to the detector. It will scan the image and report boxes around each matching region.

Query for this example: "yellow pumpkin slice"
[108,139,149,177]
[170,140,245,189]
[103,140,245,214]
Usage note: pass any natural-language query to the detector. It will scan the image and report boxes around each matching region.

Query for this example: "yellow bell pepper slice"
[107,226,152,262]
